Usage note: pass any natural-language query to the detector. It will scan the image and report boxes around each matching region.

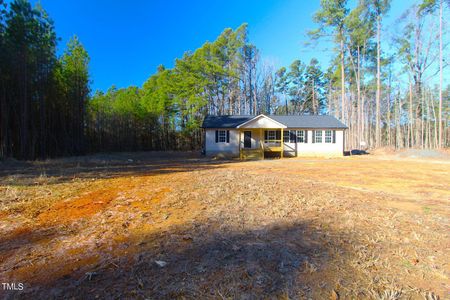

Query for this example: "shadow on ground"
[0,152,239,186]
[2,221,349,299]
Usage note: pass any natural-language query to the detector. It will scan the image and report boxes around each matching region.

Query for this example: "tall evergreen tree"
[0,0,7,158]
[59,36,90,155]
[367,0,391,147]
[304,58,326,115]
[3,0,58,159]
[309,0,349,122]
[275,67,290,114]
[286,60,305,114]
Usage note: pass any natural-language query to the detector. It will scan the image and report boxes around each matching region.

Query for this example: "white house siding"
[282,129,344,157]
[205,129,239,156]
[205,128,344,158]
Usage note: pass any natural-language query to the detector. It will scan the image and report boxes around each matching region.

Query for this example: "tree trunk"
[19,48,29,159]
[439,0,443,147]
[284,92,288,115]
[375,15,381,148]
[340,37,345,123]
[421,91,424,149]
[409,80,414,147]
[357,47,362,149]
[0,79,7,159]
[387,66,392,147]
[430,89,438,148]
[312,78,317,114]
[361,43,366,147]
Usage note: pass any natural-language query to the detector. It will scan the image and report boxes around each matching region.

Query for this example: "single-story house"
[201,114,347,159]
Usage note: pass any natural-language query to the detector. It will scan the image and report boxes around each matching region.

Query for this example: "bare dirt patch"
[0,152,448,299]
[37,187,119,225]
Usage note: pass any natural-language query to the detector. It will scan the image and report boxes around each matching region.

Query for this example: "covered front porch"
[236,115,287,160]
[238,129,284,160]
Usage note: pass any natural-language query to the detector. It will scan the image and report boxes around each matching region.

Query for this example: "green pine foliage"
[0,0,89,159]
[86,23,260,152]
[1,0,448,159]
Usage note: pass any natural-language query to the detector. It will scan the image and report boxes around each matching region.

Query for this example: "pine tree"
[367,0,391,147]
[309,0,349,123]
[60,36,90,155]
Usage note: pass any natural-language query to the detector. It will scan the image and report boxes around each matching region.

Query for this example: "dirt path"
[0,153,448,299]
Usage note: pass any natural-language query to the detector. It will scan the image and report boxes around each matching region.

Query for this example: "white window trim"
[297,130,305,143]
[267,130,276,141]
[218,130,226,143]
[315,130,323,143]
[325,130,332,143]
[283,130,290,143]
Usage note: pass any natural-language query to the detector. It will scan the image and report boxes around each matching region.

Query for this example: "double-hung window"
[215,130,229,143]
[267,130,276,141]
[296,130,305,143]
[325,130,332,143]
[283,130,290,143]
[218,130,226,142]
[289,131,296,143]
[314,130,323,143]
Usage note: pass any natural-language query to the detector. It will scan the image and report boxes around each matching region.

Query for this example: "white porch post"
[239,129,242,160]
[280,129,284,158]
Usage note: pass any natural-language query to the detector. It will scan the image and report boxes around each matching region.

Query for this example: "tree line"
[0,0,89,159]
[0,0,448,160]
[308,0,449,149]
[86,23,331,154]
[86,0,450,154]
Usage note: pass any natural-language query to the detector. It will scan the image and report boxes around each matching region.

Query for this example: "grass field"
[0,152,449,299]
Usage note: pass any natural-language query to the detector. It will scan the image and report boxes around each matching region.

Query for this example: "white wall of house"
[283,129,344,157]
[205,128,345,157]
[205,129,239,156]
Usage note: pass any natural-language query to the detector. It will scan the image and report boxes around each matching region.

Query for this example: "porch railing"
[263,139,282,147]
[263,139,282,144]
[263,139,282,152]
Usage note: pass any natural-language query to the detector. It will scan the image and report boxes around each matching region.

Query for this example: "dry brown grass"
[0,152,448,299]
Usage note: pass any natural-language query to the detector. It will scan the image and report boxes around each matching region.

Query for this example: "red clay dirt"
[37,188,119,225]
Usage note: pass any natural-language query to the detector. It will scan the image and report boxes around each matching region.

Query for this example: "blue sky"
[30,0,417,92]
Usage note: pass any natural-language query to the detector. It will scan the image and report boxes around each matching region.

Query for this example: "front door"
[244,131,252,148]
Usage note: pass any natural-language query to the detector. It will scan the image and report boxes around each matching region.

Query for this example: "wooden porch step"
[240,149,264,160]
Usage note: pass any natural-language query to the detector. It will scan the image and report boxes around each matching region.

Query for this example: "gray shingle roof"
[201,114,347,129]
[202,115,254,128]
[270,115,347,129]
